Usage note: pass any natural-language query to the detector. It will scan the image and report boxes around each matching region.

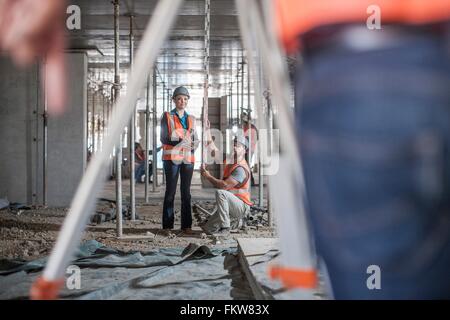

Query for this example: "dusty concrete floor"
[0,201,275,261]
[1,173,275,261]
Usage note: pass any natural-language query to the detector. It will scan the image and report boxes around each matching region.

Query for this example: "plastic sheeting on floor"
[0,240,238,300]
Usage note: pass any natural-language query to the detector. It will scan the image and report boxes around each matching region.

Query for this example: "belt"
[302,22,448,54]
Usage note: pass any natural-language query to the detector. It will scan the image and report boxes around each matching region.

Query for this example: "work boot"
[214,227,230,236]
[160,228,174,237]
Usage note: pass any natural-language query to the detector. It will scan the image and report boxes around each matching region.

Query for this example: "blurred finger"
[11,41,36,66]
[1,1,26,51]
[44,30,66,116]
[0,0,13,44]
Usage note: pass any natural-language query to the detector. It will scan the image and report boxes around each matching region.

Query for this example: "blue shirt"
[171,108,189,130]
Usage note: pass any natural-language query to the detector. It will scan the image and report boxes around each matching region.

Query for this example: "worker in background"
[241,111,258,186]
[200,135,253,235]
[134,142,162,184]
[160,86,199,235]
[275,0,450,299]
[134,142,146,183]
[0,0,66,115]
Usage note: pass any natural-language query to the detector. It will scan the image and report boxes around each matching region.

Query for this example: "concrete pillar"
[47,52,87,207]
[0,58,41,205]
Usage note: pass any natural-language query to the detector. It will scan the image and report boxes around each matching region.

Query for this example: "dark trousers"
[162,160,194,229]
[298,29,450,299]
[135,161,153,183]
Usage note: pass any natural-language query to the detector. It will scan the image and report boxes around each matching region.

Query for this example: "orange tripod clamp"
[269,264,318,289]
[30,276,64,300]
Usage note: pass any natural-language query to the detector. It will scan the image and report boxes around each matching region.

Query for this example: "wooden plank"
[237,238,279,300]
[237,238,278,264]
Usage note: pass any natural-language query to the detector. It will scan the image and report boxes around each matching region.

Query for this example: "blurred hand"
[0,0,67,115]
[180,136,193,150]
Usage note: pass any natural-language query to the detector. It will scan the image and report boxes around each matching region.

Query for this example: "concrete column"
[0,58,41,205]
[47,52,87,207]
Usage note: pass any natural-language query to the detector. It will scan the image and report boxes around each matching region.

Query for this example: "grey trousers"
[202,190,250,233]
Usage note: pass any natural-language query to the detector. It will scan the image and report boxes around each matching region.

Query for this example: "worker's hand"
[0,0,67,115]
[179,136,193,150]
[200,164,209,177]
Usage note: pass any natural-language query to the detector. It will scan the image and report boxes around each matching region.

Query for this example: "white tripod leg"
[30,0,184,299]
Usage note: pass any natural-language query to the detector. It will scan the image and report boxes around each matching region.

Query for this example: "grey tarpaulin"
[0,240,238,300]
[0,198,9,210]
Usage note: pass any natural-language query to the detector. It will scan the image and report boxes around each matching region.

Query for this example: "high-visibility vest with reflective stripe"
[162,112,196,163]
[223,159,253,206]
[275,0,450,52]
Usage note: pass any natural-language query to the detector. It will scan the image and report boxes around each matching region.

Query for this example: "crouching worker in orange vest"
[200,136,253,235]
[160,86,199,234]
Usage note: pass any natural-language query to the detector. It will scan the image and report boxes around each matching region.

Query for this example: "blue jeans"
[297,30,450,299]
[135,161,153,183]
[135,162,145,182]
[162,160,194,229]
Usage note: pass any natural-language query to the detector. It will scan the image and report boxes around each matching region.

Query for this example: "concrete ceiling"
[70,0,247,114]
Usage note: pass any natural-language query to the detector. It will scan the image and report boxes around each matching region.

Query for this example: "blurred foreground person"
[275,0,450,299]
[0,0,67,115]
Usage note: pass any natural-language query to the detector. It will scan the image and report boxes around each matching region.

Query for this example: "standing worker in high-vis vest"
[274,0,450,299]
[160,86,199,234]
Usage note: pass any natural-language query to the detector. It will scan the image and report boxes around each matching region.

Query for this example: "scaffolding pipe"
[145,75,150,202]
[129,14,136,221]
[86,86,89,160]
[102,93,106,151]
[161,84,169,184]
[107,91,113,179]
[152,68,157,191]
[113,0,123,238]
[92,90,96,153]
[240,54,244,125]
[201,0,211,165]
[246,57,252,199]
[234,63,238,126]
[266,90,273,225]
[258,54,264,207]
[43,62,48,207]
[229,86,232,127]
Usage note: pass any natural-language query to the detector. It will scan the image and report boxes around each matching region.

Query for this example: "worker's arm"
[200,164,238,190]
[203,119,220,153]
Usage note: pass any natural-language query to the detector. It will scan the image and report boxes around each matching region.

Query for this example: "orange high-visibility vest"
[223,159,253,206]
[162,111,196,163]
[275,0,450,52]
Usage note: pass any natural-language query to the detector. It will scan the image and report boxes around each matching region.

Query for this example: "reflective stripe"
[168,113,175,133]
[229,189,249,195]
[163,149,184,155]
